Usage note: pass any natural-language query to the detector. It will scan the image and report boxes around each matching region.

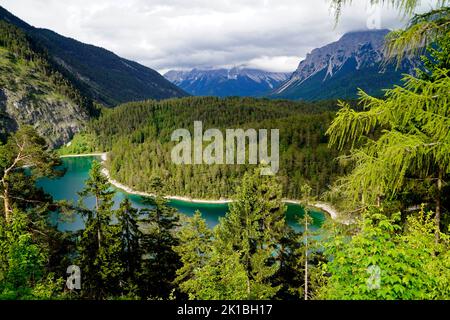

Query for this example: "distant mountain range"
[271,29,418,101]
[0,6,187,107]
[164,67,290,97]
[165,30,418,101]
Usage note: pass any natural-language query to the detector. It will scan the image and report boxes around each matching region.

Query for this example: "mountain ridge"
[272,29,418,101]
[0,5,188,106]
[164,67,290,97]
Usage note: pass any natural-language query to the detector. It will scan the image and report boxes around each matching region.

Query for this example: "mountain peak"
[272,28,417,101]
[341,29,390,39]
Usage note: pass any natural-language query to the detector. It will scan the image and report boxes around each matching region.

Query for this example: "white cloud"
[245,56,301,73]
[0,0,439,73]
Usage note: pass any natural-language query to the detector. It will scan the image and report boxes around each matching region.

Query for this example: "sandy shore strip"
[100,166,232,204]
[101,163,339,218]
[60,152,108,159]
[59,153,341,219]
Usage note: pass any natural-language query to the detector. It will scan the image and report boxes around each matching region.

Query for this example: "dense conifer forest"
[62,97,347,199]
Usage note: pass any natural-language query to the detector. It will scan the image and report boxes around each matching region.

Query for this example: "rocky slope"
[165,67,290,97]
[272,29,418,101]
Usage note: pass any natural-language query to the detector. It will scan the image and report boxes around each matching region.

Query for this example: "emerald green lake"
[37,156,325,232]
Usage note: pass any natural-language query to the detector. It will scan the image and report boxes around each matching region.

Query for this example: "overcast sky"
[0,0,438,73]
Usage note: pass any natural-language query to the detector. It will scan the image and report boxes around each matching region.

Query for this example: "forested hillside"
[0,6,188,106]
[70,97,345,199]
[0,20,96,147]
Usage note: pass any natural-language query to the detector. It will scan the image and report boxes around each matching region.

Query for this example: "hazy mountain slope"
[0,6,188,106]
[165,67,290,97]
[272,30,417,101]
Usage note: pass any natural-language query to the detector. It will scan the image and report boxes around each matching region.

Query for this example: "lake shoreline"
[60,152,108,158]
[60,153,341,220]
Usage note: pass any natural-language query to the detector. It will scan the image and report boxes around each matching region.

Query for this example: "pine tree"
[0,128,68,299]
[271,227,304,300]
[181,246,249,300]
[77,160,123,299]
[174,211,213,297]
[0,209,46,298]
[116,198,143,294]
[139,178,181,299]
[215,167,287,299]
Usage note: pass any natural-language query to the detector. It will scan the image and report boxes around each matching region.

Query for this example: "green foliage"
[273,184,325,300]
[326,41,450,226]
[174,211,213,295]
[0,208,66,300]
[319,207,450,299]
[174,211,251,300]
[182,248,249,300]
[139,194,182,299]
[0,128,70,300]
[176,168,286,300]
[418,32,450,81]
[385,6,450,65]
[0,127,61,224]
[270,228,305,300]
[57,133,98,155]
[0,209,45,298]
[215,168,286,299]
[116,198,143,288]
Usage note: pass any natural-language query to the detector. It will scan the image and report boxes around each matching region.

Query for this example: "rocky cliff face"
[273,29,418,101]
[288,30,387,85]
[165,67,290,97]
[0,88,88,148]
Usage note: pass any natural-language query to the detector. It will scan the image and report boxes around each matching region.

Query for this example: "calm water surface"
[37,156,326,232]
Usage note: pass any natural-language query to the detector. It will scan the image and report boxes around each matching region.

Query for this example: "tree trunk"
[95,195,102,249]
[435,169,443,243]
[4,187,11,223]
[97,224,102,249]
[304,214,309,301]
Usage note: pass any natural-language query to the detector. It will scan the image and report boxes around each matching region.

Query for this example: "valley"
[0,1,449,303]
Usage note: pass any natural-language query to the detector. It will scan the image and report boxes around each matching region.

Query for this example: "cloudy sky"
[0,0,438,73]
